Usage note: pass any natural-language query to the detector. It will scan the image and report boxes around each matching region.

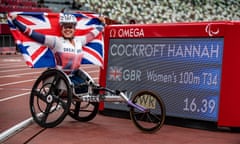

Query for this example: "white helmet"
[59,13,77,25]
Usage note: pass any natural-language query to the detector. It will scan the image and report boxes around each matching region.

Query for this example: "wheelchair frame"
[29,68,166,133]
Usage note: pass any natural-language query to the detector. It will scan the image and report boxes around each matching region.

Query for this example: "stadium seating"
[0,0,52,13]
[75,0,240,24]
[0,0,239,24]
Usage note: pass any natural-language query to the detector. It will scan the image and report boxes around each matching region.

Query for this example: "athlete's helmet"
[59,13,77,25]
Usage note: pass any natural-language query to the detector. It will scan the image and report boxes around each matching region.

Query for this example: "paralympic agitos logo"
[205,23,220,37]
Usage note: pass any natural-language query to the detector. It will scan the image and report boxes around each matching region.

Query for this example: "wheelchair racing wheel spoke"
[31,88,48,104]
[73,101,80,117]
[30,69,72,128]
[40,103,52,124]
[50,74,61,91]
[130,91,166,133]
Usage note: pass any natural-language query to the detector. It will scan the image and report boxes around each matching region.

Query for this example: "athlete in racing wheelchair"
[11,13,106,127]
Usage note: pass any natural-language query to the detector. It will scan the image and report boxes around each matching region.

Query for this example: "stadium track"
[0,54,239,144]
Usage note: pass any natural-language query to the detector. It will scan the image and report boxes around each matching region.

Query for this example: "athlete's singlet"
[45,36,86,71]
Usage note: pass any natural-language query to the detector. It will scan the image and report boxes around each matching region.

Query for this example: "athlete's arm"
[82,27,103,45]
[12,16,56,48]
[83,17,105,45]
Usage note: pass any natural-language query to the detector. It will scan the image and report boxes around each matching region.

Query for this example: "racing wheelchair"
[29,68,166,132]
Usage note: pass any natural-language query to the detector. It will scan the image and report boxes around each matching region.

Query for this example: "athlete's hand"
[9,14,18,20]
[98,16,106,24]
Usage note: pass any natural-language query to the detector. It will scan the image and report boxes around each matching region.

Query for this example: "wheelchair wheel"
[130,91,166,133]
[68,100,99,122]
[29,69,72,128]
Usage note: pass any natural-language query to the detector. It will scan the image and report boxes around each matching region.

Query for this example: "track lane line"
[0,72,42,78]
[0,68,31,73]
[0,92,30,102]
[0,79,35,87]
[0,65,27,69]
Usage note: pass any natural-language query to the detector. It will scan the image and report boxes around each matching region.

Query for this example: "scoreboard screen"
[104,37,223,122]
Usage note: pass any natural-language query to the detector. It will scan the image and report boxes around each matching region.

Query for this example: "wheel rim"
[30,69,72,128]
[130,91,165,132]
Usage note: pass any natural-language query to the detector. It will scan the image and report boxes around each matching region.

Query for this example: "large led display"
[105,37,223,122]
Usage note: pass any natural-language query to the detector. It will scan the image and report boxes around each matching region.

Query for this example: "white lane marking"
[86,70,99,73]
[0,92,30,102]
[0,68,30,73]
[2,59,22,62]
[0,71,41,78]
[0,64,27,69]
[20,88,31,91]
[0,79,35,87]
[0,88,31,91]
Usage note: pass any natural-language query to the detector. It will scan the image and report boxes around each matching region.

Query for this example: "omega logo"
[110,28,144,38]
[110,28,117,38]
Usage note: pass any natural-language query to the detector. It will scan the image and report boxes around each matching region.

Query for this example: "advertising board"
[100,22,240,127]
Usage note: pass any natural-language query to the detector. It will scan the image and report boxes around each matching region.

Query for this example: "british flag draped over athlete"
[7,12,104,68]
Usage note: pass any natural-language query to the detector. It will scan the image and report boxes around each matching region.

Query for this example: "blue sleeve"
[12,19,45,44]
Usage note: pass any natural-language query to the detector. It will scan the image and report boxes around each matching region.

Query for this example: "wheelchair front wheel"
[68,100,99,122]
[130,91,166,133]
[29,69,72,128]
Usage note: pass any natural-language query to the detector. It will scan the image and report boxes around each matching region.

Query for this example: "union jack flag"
[7,12,104,68]
[108,66,122,81]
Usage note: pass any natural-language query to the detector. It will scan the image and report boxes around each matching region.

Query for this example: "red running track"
[0,55,239,144]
